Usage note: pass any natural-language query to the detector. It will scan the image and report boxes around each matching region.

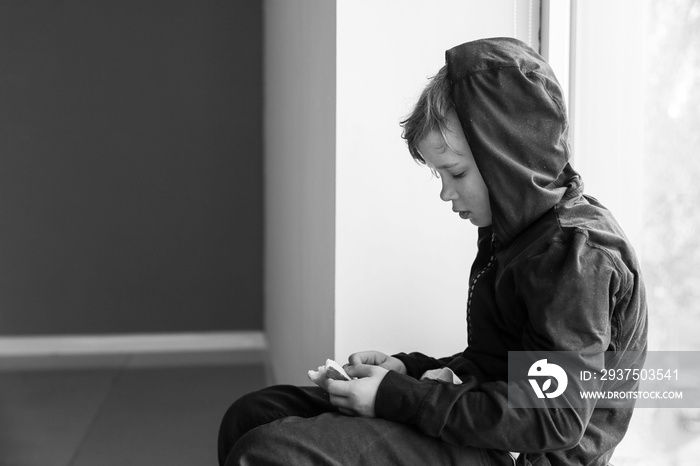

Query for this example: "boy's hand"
[345,351,407,375]
[325,364,389,417]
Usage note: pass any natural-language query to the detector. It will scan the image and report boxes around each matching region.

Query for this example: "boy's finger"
[326,379,352,396]
[345,364,376,378]
[329,394,349,408]
[348,353,364,366]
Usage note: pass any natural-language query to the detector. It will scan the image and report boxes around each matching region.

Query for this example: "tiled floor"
[0,363,266,466]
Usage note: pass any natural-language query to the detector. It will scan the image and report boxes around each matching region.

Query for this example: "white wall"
[264,0,337,385]
[265,0,542,383]
[334,0,540,362]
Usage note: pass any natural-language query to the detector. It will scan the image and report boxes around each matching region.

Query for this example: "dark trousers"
[217,384,514,466]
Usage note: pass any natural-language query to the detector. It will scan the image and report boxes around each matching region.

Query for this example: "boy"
[218,37,647,465]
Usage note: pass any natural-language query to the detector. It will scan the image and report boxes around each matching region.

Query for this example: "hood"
[446,37,581,245]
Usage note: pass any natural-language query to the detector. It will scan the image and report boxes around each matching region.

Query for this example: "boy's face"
[417,112,492,227]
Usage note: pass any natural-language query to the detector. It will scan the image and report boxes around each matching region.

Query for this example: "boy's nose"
[440,183,457,202]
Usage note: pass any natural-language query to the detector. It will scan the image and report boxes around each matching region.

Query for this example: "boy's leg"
[217,384,336,465]
[226,412,513,466]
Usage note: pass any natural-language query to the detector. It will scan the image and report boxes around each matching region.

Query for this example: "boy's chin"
[469,217,492,228]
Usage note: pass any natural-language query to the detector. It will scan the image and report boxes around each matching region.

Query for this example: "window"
[551,0,700,462]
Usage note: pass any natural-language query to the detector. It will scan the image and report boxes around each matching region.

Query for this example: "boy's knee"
[221,390,262,427]
[218,386,295,465]
[218,389,267,465]
[219,385,332,465]
[222,387,280,427]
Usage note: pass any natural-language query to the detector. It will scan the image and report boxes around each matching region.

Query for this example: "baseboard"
[0,331,267,370]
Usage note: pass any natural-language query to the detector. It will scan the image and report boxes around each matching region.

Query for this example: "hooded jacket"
[374,38,648,465]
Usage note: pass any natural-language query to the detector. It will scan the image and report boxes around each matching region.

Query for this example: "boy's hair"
[400,65,453,164]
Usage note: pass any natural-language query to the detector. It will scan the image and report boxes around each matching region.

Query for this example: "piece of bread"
[308,359,352,386]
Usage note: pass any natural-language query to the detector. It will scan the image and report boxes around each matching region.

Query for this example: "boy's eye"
[452,171,467,179]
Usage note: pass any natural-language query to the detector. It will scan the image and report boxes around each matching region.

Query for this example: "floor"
[0,362,267,466]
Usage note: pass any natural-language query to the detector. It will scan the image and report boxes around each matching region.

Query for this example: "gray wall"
[264,0,336,384]
[0,1,263,334]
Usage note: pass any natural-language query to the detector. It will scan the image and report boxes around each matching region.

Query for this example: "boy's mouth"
[458,211,471,220]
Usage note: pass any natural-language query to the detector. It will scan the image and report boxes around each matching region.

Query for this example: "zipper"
[466,233,496,345]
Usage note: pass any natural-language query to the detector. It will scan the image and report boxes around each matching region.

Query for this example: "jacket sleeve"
[392,352,462,379]
[375,232,630,452]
